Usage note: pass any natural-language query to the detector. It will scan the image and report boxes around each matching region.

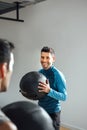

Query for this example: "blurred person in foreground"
[0,38,17,130]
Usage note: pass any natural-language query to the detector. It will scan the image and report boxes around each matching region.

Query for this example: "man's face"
[0,53,14,92]
[40,52,55,70]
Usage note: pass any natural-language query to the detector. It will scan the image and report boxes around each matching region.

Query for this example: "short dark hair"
[41,46,55,55]
[0,39,15,64]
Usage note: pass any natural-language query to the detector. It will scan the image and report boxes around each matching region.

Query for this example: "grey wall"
[0,0,87,130]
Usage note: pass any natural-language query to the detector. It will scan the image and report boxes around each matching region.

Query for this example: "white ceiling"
[0,0,34,3]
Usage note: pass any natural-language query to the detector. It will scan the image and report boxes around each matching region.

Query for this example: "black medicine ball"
[2,101,55,130]
[19,71,47,100]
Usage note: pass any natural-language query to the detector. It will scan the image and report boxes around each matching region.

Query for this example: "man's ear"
[0,63,7,78]
[53,55,55,63]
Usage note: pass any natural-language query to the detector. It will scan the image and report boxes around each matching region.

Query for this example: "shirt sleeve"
[47,71,67,101]
[0,110,10,124]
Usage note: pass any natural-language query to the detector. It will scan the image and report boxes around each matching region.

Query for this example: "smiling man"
[38,46,67,130]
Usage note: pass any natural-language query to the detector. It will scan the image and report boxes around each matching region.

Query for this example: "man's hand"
[38,80,50,94]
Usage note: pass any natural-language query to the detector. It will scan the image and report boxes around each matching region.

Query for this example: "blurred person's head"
[0,38,15,92]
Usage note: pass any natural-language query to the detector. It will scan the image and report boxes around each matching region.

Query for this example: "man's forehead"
[41,52,53,57]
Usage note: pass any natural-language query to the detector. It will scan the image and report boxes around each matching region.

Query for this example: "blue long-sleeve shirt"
[38,65,67,114]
